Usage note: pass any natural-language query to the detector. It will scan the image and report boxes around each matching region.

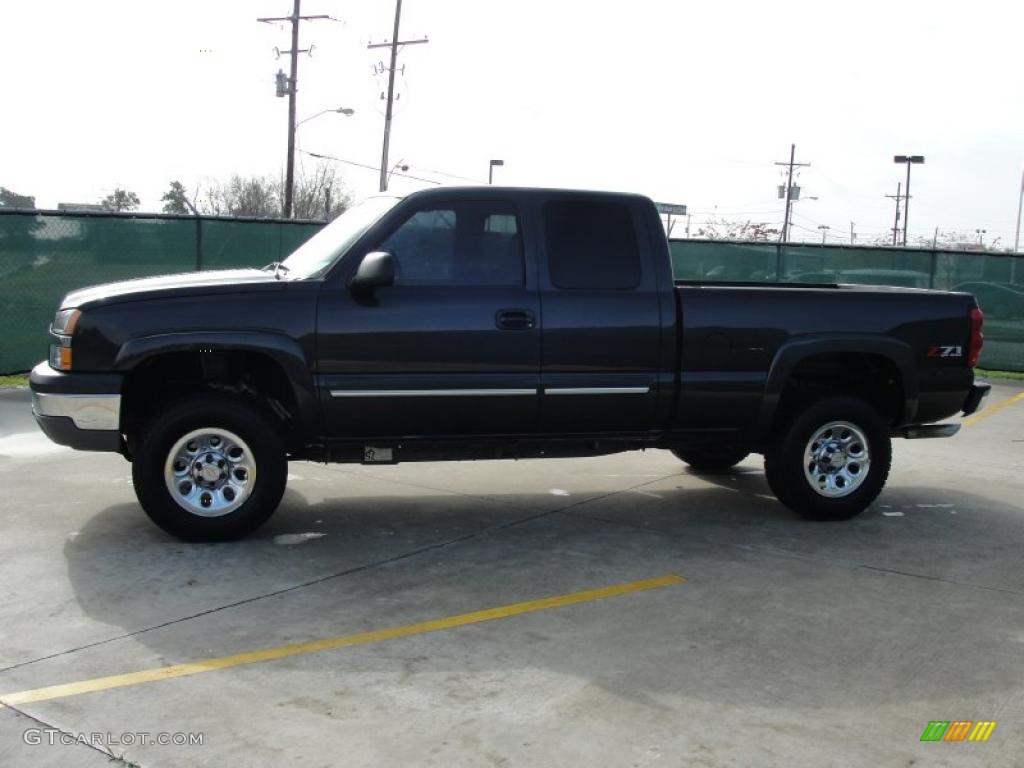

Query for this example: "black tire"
[671,447,750,474]
[764,396,891,521]
[132,393,287,541]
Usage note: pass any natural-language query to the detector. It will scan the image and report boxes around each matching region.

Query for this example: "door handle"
[495,309,535,330]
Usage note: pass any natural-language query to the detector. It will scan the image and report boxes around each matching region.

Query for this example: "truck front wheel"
[131,394,287,541]
[764,396,891,521]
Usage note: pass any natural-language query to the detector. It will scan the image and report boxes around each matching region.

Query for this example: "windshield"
[279,195,401,279]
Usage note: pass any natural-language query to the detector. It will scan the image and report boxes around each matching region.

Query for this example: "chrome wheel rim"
[803,420,870,498]
[164,428,256,517]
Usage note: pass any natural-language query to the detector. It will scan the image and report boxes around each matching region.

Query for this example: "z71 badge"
[928,345,963,358]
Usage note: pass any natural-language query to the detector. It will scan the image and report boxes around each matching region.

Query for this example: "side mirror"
[349,251,395,293]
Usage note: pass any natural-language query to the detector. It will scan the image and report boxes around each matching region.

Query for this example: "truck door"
[537,196,666,434]
[316,197,540,438]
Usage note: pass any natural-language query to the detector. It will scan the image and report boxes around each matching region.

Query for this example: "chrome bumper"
[31,391,121,431]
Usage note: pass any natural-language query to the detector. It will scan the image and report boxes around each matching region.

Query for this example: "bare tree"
[695,217,780,242]
[289,164,351,220]
[197,175,278,217]
[0,187,35,208]
[194,165,350,219]
[912,230,1003,252]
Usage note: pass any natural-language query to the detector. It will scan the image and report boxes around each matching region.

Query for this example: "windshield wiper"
[261,262,291,280]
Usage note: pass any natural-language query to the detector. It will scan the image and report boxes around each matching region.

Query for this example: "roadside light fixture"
[489,159,504,185]
[296,106,356,128]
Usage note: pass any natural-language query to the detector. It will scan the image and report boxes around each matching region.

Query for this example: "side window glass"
[543,200,641,290]
[380,209,457,284]
[379,202,524,286]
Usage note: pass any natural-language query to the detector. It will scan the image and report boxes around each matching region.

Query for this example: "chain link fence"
[2,213,1022,373]
[0,210,323,373]
[669,239,1024,371]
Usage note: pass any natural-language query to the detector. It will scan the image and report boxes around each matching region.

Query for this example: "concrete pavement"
[1,379,1023,767]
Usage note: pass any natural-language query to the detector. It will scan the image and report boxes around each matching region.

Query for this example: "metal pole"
[378,0,403,192]
[283,0,301,218]
[890,182,901,245]
[902,160,912,247]
[488,163,493,185]
[780,143,795,243]
[1015,168,1023,253]
[195,216,203,271]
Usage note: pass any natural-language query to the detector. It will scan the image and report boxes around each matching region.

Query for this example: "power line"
[301,150,442,185]
[406,164,484,183]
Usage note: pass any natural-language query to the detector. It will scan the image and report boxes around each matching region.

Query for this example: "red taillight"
[967,306,984,367]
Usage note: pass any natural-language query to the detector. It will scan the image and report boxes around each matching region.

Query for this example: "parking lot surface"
[1,380,1023,768]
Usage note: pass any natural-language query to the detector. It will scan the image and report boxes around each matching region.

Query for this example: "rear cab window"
[542,199,642,290]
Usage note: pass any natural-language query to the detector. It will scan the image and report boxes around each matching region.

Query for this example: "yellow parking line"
[0,573,684,707]
[963,391,1024,427]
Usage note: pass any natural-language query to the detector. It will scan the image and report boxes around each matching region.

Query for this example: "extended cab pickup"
[29,187,991,540]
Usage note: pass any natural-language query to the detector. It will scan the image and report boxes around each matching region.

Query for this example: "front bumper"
[962,383,991,416]
[29,362,124,452]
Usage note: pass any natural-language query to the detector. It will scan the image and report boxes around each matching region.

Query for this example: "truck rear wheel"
[764,396,891,521]
[671,447,750,473]
[131,393,287,541]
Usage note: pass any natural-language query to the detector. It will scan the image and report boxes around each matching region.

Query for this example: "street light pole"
[894,155,924,246]
[387,160,410,187]
[296,106,354,128]
[488,159,504,185]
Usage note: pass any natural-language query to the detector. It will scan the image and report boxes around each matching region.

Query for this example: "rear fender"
[755,334,918,437]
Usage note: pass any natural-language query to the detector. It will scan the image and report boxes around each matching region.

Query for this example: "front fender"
[114,331,320,438]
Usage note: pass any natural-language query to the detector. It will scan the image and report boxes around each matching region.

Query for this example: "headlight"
[49,308,80,371]
[51,308,81,336]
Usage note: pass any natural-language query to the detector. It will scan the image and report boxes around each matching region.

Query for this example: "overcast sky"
[4,0,1022,246]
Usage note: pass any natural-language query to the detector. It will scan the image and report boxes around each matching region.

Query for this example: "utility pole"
[369,0,429,192]
[850,221,856,245]
[818,224,830,244]
[1015,167,1023,253]
[775,144,810,243]
[885,182,904,245]
[258,2,332,218]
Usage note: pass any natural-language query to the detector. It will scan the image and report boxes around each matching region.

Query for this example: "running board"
[893,424,961,439]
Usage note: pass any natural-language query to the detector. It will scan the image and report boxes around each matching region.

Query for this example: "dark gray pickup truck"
[29,186,990,540]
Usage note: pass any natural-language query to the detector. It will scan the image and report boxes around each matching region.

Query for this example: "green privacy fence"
[2,212,1022,373]
[669,239,1024,371]
[0,210,323,373]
